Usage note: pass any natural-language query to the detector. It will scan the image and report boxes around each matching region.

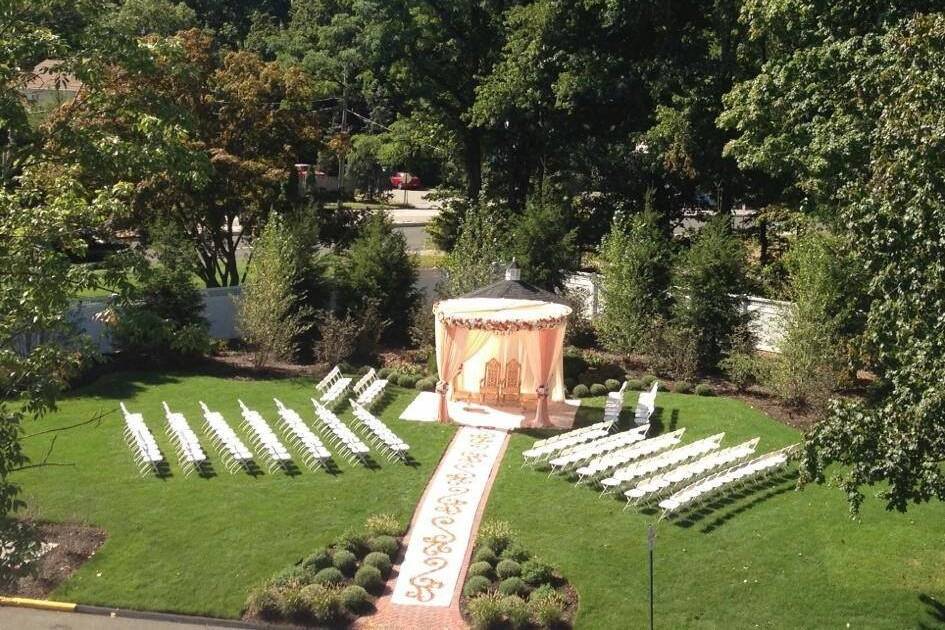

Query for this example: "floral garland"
[435,310,568,333]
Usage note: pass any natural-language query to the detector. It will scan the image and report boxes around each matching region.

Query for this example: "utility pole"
[336,66,348,211]
[648,524,656,630]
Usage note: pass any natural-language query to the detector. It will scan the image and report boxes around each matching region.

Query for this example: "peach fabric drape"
[530,325,566,427]
[434,323,492,423]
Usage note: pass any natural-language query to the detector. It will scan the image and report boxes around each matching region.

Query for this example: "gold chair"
[479,358,501,403]
[501,358,522,405]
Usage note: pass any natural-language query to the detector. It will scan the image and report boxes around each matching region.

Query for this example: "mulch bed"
[1,521,107,599]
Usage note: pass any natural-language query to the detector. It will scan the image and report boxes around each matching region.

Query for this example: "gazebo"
[433,261,572,427]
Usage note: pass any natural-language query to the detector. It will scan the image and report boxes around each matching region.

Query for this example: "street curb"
[391,221,428,227]
[0,596,76,612]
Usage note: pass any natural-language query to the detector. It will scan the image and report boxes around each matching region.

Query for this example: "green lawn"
[487,393,945,629]
[14,370,454,618]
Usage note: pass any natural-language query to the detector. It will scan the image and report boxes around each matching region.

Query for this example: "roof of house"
[22,60,82,92]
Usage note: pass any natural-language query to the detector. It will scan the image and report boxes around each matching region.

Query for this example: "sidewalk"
[0,606,241,630]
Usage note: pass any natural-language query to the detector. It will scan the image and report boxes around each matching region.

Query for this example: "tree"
[106,0,197,36]
[335,212,420,344]
[439,202,511,298]
[672,215,748,370]
[63,29,322,287]
[236,214,311,369]
[507,184,579,291]
[596,206,673,356]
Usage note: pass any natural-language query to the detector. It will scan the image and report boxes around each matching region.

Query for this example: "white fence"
[72,272,790,354]
[564,271,790,353]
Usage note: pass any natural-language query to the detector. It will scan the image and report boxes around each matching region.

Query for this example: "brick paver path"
[357,427,510,630]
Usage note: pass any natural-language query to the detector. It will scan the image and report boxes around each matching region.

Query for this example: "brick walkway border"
[357,429,511,630]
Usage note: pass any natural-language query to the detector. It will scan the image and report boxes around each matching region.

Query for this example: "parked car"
[389,171,422,189]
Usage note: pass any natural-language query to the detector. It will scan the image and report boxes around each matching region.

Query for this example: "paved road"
[0,607,241,630]
[396,225,432,251]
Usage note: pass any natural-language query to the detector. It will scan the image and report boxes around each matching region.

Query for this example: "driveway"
[0,607,243,630]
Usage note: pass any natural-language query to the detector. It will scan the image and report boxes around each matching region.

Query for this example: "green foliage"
[477,520,515,555]
[672,216,749,370]
[396,374,420,389]
[368,535,399,556]
[299,583,343,625]
[244,584,283,620]
[627,379,644,391]
[528,588,567,627]
[340,584,372,614]
[719,352,767,391]
[312,567,345,586]
[641,374,657,387]
[331,549,358,576]
[500,595,531,629]
[571,384,589,398]
[604,379,621,392]
[694,384,714,396]
[333,528,368,557]
[590,383,608,397]
[672,381,693,394]
[597,207,673,355]
[335,212,419,344]
[473,545,498,565]
[269,564,307,588]
[500,541,530,562]
[354,564,384,594]
[468,561,494,579]
[519,559,553,586]
[362,552,392,579]
[498,576,527,597]
[237,214,312,369]
[280,587,309,621]
[440,203,510,297]
[496,559,522,579]
[302,551,332,573]
[507,184,579,291]
[464,574,492,598]
[364,513,405,537]
[106,0,196,36]
[467,592,505,629]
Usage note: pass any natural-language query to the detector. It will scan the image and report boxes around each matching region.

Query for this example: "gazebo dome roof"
[458,259,569,305]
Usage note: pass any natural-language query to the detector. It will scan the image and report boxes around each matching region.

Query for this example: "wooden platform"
[399,392,580,431]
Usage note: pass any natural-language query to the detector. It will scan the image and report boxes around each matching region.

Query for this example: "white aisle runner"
[391,427,507,607]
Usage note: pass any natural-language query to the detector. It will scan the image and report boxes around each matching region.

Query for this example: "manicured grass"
[486,392,945,629]
[14,370,454,618]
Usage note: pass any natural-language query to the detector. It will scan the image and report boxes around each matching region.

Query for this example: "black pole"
[648,524,655,630]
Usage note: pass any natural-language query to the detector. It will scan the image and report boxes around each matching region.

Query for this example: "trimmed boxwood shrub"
[673,381,693,394]
[300,583,343,625]
[340,585,371,614]
[695,383,714,396]
[528,589,566,627]
[269,564,307,587]
[528,584,556,601]
[472,545,498,565]
[313,566,345,586]
[302,550,332,573]
[467,560,494,579]
[605,378,621,392]
[363,551,392,578]
[354,565,385,594]
[520,559,554,586]
[333,529,367,556]
[496,559,522,579]
[280,587,309,621]
[332,549,358,576]
[501,595,530,629]
[497,576,527,597]
[368,535,399,556]
[244,585,283,620]
[463,574,492,598]
[590,383,608,396]
[627,378,644,391]
[571,384,590,398]
[416,376,437,391]
[397,373,420,388]
[642,374,658,386]
[500,541,530,563]
[377,367,392,379]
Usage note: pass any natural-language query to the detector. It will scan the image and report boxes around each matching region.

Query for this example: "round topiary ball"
[571,384,590,398]
[673,381,693,394]
[590,383,608,396]
[377,367,392,379]
[362,551,392,578]
[302,550,332,573]
[300,583,343,625]
[472,545,498,565]
[499,541,530,563]
[467,561,494,579]
[354,564,385,594]
[642,374,657,386]
[368,535,399,556]
[695,383,714,396]
[312,566,345,586]
[332,549,358,576]
[496,559,522,579]
[627,379,644,391]
[244,585,282,620]
[340,584,372,614]
[520,559,554,586]
[463,574,492,598]
[497,576,527,597]
[605,378,621,392]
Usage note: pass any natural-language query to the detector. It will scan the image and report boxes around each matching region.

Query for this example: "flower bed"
[461,520,577,629]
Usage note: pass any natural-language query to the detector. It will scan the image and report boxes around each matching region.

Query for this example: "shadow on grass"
[918,593,945,629]
[662,470,798,532]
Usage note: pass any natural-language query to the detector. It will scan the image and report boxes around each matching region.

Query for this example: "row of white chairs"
[352,368,388,408]
[633,381,659,426]
[120,403,165,476]
[547,424,651,474]
[623,438,760,506]
[311,400,371,465]
[602,381,630,423]
[350,400,410,462]
[528,419,615,453]
[238,400,294,473]
[199,402,254,473]
[522,426,611,465]
[162,403,208,477]
[659,445,798,517]
[575,429,686,485]
[316,366,352,407]
[274,399,333,471]
[600,433,726,494]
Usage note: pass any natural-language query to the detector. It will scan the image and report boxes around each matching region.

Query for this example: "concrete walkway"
[0,606,239,629]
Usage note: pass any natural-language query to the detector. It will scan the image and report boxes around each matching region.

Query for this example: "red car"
[389,171,422,189]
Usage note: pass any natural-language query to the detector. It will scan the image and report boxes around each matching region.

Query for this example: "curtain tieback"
[536,385,548,398]
[436,380,449,394]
